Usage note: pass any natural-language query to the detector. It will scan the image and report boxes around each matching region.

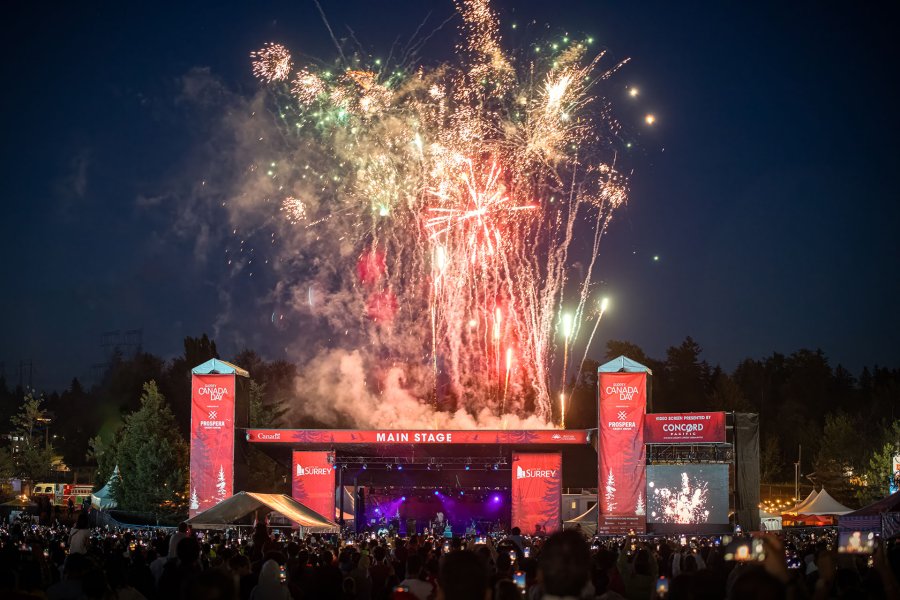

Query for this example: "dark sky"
[2,0,898,392]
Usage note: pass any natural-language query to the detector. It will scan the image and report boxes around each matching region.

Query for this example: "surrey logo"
[617,411,628,421]
[295,464,331,476]
[516,465,558,479]
[208,410,218,420]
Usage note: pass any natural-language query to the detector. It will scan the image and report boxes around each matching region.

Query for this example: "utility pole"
[794,444,802,502]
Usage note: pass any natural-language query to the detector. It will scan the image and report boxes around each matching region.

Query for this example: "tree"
[246,381,288,493]
[813,412,863,506]
[11,393,55,480]
[0,447,14,480]
[759,437,784,483]
[663,337,710,412]
[857,420,900,505]
[112,381,189,513]
[87,430,121,492]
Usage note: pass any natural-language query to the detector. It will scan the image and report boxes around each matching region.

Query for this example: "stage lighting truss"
[646,443,734,464]
[333,456,508,471]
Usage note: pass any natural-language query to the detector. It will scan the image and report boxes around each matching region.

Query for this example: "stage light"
[465,464,471,470]
[434,490,440,496]
[492,464,499,471]
[362,464,368,470]
[397,464,403,471]
[401,496,406,502]
[374,508,380,513]
[492,494,501,503]
[386,464,392,471]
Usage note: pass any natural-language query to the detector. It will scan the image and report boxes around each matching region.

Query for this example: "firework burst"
[236,0,632,426]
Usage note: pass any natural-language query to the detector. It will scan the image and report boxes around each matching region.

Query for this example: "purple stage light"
[397,464,403,471]
[401,496,406,501]
[492,494,501,503]
[434,490,440,496]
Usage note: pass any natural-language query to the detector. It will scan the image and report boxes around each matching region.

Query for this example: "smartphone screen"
[523,547,530,558]
[513,571,526,590]
[656,576,669,596]
[838,531,876,554]
[726,538,765,562]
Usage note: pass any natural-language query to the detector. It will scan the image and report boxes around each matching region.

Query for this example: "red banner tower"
[189,359,249,518]
[597,356,650,534]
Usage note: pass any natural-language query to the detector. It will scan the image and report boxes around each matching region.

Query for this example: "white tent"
[759,509,782,531]
[796,488,853,516]
[187,492,339,532]
[785,489,819,515]
[563,503,598,535]
[91,466,119,510]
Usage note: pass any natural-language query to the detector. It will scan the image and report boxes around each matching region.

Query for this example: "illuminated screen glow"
[646,465,728,525]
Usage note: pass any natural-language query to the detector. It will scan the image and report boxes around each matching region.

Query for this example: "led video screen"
[646,465,729,525]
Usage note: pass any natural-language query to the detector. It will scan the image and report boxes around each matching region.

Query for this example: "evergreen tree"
[11,392,55,480]
[87,430,121,492]
[112,381,189,513]
[857,420,900,505]
[247,381,288,493]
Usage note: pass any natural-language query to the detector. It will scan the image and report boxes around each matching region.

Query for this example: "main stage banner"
[511,452,562,534]
[598,372,647,534]
[190,374,235,518]
[644,412,726,444]
[247,429,588,445]
[292,451,335,522]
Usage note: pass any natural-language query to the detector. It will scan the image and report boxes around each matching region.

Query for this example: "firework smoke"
[222,0,630,428]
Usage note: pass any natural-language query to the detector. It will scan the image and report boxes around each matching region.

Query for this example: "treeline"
[0,334,898,510]
[0,335,300,510]
[563,337,900,507]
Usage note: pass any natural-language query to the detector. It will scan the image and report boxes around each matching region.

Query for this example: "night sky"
[2,0,898,392]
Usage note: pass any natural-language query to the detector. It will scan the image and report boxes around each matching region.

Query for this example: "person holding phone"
[617,537,659,600]
[536,530,593,600]
[396,554,434,600]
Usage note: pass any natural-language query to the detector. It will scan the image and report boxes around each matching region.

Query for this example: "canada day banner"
[598,372,647,534]
[292,451,336,522]
[511,452,562,534]
[189,374,235,518]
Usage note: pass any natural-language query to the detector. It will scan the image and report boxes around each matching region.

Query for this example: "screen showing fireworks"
[646,465,729,525]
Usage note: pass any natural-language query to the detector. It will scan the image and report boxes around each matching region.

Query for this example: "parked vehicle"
[32,482,93,506]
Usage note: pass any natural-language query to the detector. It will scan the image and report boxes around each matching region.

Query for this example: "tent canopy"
[92,465,120,510]
[598,355,652,374]
[842,490,900,517]
[785,489,819,515]
[796,488,853,516]
[187,492,338,532]
[563,504,598,535]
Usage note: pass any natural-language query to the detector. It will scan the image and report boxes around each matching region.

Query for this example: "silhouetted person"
[437,551,489,600]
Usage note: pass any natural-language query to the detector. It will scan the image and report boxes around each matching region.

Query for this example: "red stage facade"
[291,451,336,522]
[247,429,589,445]
[511,452,562,534]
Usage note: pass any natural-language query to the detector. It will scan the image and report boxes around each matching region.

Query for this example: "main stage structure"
[188,357,760,535]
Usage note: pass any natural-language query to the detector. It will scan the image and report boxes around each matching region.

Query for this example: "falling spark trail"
[239,0,633,427]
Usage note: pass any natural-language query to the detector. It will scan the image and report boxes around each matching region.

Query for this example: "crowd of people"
[2,513,900,600]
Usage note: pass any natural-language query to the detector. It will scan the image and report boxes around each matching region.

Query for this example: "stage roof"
[245,429,591,446]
